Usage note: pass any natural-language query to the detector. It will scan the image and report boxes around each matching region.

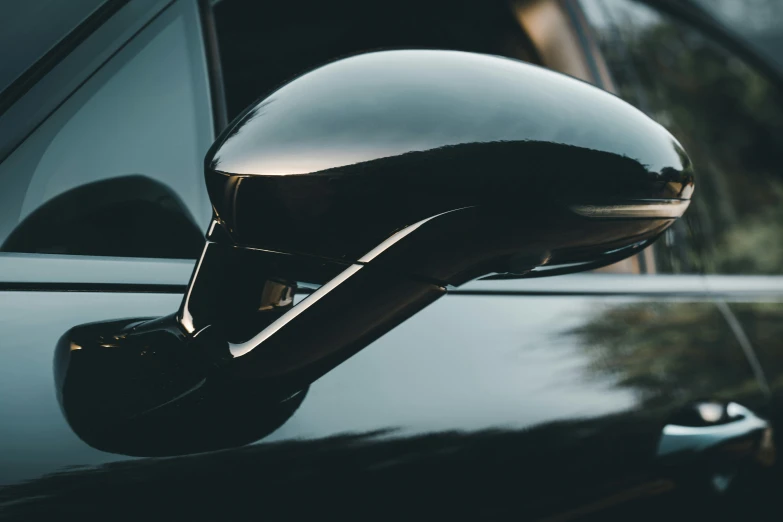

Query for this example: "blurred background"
[695,0,783,70]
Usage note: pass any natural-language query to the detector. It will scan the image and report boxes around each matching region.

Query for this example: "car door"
[0,0,775,520]
[576,0,783,494]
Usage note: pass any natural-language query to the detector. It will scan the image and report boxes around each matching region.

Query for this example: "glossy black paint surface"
[717,298,783,448]
[56,313,309,456]
[51,49,696,449]
[41,247,406,456]
[206,50,694,280]
[56,244,444,455]
[0,286,774,520]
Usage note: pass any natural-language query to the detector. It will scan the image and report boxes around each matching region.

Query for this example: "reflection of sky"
[0,292,181,486]
[0,290,637,486]
[213,50,682,176]
[265,294,636,442]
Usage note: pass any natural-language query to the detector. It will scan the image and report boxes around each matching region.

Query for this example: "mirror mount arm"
[171,219,446,393]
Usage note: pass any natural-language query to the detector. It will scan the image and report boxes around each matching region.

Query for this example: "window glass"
[0,0,106,96]
[213,0,541,121]
[580,0,783,275]
[0,0,213,259]
[692,0,783,73]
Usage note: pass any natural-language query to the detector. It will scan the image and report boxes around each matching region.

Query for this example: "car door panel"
[0,277,768,520]
[710,278,783,446]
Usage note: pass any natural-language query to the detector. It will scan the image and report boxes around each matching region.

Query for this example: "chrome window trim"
[457,274,783,297]
[3,253,783,298]
[0,254,193,291]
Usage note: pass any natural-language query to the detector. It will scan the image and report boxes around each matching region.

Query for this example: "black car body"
[2,0,783,520]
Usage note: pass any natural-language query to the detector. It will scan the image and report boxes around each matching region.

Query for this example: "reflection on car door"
[0,270,771,520]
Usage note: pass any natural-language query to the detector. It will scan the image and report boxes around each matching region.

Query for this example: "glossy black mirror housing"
[54,315,309,456]
[53,51,696,457]
[206,50,693,284]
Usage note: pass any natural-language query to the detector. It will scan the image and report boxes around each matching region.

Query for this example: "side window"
[0,0,214,259]
[212,0,541,122]
[580,0,783,275]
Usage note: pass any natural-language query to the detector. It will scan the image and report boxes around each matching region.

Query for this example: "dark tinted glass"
[0,0,213,259]
[692,0,783,73]
[0,0,106,97]
[213,0,541,122]
[581,0,783,275]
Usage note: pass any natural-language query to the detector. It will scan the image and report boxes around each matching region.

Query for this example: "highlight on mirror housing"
[205,50,692,282]
[54,50,694,456]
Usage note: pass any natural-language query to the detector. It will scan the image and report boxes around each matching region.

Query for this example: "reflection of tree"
[590,0,783,275]
[564,301,761,410]
[729,303,783,400]
[712,206,783,274]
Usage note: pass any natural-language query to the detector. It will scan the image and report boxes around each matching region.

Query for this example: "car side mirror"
[55,50,693,456]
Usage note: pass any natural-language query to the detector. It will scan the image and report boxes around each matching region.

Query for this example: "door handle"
[657,402,775,493]
[657,402,769,458]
